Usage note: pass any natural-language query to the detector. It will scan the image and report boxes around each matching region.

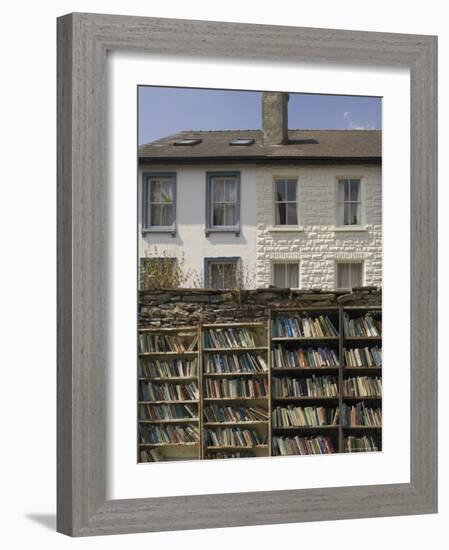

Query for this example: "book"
[139,403,198,421]
[344,346,382,368]
[272,405,339,427]
[139,381,199,401]
[273,314,338,338]
[203,404,269,423]
[204,377,268,398]
[272,435,335,455]
[205,427,266,447]
[344,435,379,452]
[273,375,339,398]
[272,346,339,369]
[138,332,198,353]
[343,313,382,338]
[139,357,198,378]
[139,424,200,445]
[204,327,261,349]
[343,377,382,398]
[341,403,382,426]
[204,352,268,373]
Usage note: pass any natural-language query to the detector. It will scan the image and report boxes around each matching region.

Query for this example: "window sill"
[141,226,176,237]
[268,226,304,233]
[205,226,240,237]
[333,225,368,233]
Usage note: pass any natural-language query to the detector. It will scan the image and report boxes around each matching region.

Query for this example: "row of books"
[341,403,382,427]
[344,435,379,452]
[204,427,266,447]
[272,435,334,455]
[272,406,339,428]
[203,404,269,423]
[204,327,260,349]
[343,313,381,338]
[139,424,200,445]
[205,451,253,459]
[272,346,339,369]
[139,403,198,421]
[273,314,339,339]
[139,358,198,378]
[139,448,165,462]
[344,346,382,368]
[343,377,382,398]
[273,375,339,398]
[204,352,268,374]
[139,381,199,402]
[205,378,268,399]
[138,333,198,353]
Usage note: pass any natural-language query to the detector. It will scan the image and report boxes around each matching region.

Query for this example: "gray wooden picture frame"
[57,12,438,537]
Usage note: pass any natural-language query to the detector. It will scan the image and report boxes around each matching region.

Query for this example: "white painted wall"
[138,164,257,287]
[138,162,382,289]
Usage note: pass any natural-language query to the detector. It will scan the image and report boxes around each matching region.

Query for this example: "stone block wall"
[138,287,381,328]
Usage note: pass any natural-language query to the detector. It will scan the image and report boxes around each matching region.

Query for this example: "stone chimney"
[262,92,289,145]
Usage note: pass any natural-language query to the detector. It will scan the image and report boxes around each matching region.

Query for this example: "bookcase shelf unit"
[137,305,382,462]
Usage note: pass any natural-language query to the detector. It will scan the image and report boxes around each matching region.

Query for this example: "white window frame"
[335,176,365,229]
[335,260,364,290]
[273,177,299,227]
[271,260,300,289]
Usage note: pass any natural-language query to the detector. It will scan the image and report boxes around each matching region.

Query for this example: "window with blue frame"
[142,172,177,234]
[204,257,240,289]
[205,172,240,235]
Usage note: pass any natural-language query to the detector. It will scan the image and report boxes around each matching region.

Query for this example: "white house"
[138,93,382,291]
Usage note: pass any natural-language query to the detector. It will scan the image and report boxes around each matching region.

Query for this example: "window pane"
[209,262,237,289]
[223,264,237,289]
[339,180,349,202]
[287,264,299,288]
[213,205,224,226]
[212,179,225,202]
[150,205,162,226]
[160,180,173,203]
[286,180,297,201]
[275,202,287,225]
[275,180,287,202]
[286,203,298,225]
[160,205,173,226]
[273,264,286,287]
[150,180,161,202]
[349,203,360,225]
[349,180,360,201]
[210,264,221,289]
[224,204,236,226]
[343,204,350,225]
[350,263,363,287]
[224,180,236,202]
[337,264,350,288]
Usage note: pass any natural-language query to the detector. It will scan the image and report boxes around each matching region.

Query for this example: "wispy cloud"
[343,110,351,119]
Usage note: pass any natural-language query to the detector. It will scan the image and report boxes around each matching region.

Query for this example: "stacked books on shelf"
[272,346,339,369]
[138,332,198,353]
[203,404,268,423]
[205,377,268,399]
[341,403,382,427]
[344,435,379,452]
[272,435,335,455]
[139,424,200,445]
[139,403,198,421]
[204,327,260,349]
[273,314,339,338]
[204,352,267,373]
[139,357,198,378]
[272,405,339,428]
[139,381,199,402]
[139,448,165,462]
[205,451,252,459]
[344,347,382,368]
[205,427,266,448]
[343,313,382,338]
[343,377,382,398]
[273,375,338,398]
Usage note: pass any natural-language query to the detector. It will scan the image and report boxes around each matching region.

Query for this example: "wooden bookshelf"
[137,304,382,462]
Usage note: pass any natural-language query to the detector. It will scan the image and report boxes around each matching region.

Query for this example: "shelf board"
[138,376,198,382]
[203,322,267,328]
[139,351,198,357]
[203,347,268,353]
[344,366,382,371]
[138,400,199,404]
[271,337,339,342]
[206,445,269,451]
[203,372,268,377]
[138,418,199,424]
[273,425,339,430]
[343,336,382,341]
[138,326,197,333]
[343,425,382,430]
[138,442,199,447]
[343,395,382,400]
[203,396,268,401]
[272,367,339,373]
[273,396,339,401]
[203,421,268,426]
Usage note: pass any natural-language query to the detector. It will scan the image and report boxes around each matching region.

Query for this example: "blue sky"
[138,86,381,145]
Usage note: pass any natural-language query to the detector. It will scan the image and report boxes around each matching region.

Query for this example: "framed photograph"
[57,13,437,536]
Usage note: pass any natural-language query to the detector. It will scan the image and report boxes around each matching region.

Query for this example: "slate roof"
[138,129,381,163]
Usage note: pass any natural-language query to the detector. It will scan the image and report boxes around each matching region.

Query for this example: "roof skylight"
[229,138,255,146]
[173,138,202,146]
